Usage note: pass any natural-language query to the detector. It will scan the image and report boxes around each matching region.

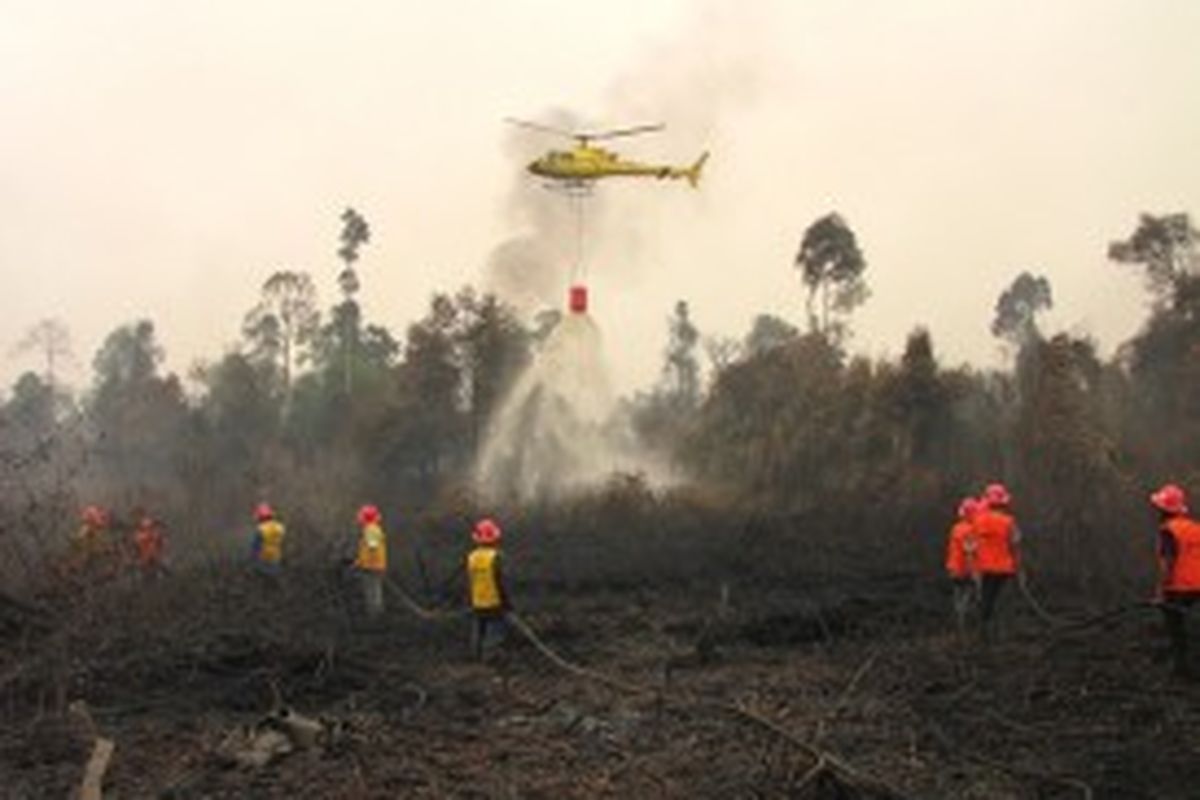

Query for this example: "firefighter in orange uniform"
[1151,483,1200,677]
[466,518,509,662]
[946,497,981,633]
[132,515,167,580]
[354,505,387,617]
[972,482,1021,640]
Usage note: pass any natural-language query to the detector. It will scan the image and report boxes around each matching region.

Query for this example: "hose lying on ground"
[382,576,468,621]
[1016,572,1074,627]
[381,573,909,797]
[1015,571,1164,634]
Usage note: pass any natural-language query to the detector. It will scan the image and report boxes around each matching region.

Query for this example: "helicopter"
[506,118,709,188]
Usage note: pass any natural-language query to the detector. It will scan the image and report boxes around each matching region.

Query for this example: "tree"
[743,314,799,358]
[1121,272,1200,474]
[661,300,701,412]
[453,287,531,450]
[385,294,465,491]
[1108,213,1199,303]
[703,334,741,376]
[242,270,320,394]
[87,320,188,499]
[794,213,868,338]
[685,333,845,504]
[12,318,72,395]
[631,301,703,456]
[1011,334,1135,591]
[886,328,951,466]
[5,372,56,440]
[92,320,162,388]
[187,352,282,512]
[335,207,372,394]
[991,272,1053,345]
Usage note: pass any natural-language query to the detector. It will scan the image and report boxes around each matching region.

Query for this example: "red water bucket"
[568,284,588,314]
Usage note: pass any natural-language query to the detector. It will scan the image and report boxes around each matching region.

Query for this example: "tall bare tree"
[13,318,72,394]
[243,270,320,394]
[336,207,371,395]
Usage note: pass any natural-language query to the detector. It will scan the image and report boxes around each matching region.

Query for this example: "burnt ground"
[3,564,1200,799]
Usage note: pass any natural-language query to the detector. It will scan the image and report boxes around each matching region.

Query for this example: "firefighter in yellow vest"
[251,503,286,577]
[466,517,509,662]
[354,505,387,617]
[68,505,116,576]
[61,504,120,593]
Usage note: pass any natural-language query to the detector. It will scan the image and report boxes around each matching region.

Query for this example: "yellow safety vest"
[467,547,502,611]
[355,523,387,573]
[258,520,285,564]
[73,524,110,559]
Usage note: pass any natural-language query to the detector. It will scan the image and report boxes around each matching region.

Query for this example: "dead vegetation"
[3,537,1198,799]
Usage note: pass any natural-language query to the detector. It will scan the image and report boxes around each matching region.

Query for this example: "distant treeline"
[2,211,1197,602]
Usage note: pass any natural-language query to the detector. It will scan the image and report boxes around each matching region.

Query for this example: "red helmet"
[80,505,107,527]
[472,518,502,545]
[357,505,381,526]
[983,483,1011,508]
[1151,484,1188,516]
[957,497,981,520]
[254,503,274,522]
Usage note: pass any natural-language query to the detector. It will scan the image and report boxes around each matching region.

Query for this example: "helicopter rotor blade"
[585,123,666,141]
[503,118,577,139]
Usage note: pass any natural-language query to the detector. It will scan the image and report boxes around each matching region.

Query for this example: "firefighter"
[354,505,387,617]
[946,497,981,633]
[1151,483,1200,677]
[972,482,1021,640]
[466,518,509,662]
[251,503,285,577]
[132,514,167,580]
[68,505,117,580]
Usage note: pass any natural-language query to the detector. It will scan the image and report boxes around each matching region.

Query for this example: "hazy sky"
[4,0,1199,395]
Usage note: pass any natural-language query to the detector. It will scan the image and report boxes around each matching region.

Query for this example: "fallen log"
[77,736,115,800]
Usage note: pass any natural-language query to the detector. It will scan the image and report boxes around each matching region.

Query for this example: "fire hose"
[382,576,467,622]
[1015,570,1073,627]
[381,574,908,797]
[1014,570,1168,635]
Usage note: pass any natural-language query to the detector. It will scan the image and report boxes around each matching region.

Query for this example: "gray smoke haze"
[474,6,772,499]
[485,109,591,313]
[484,4,768,318]
[5,2,1200,398]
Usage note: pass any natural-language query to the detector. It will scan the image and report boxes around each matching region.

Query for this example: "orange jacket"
[973,510,1017,575]
[134,526,165,566]
[1161,516,1200,592]
[945,520,975,579]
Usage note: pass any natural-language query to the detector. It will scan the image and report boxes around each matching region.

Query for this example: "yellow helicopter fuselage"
[528,145,708,187]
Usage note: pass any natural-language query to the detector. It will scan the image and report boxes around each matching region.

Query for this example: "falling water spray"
[474,301,655,502]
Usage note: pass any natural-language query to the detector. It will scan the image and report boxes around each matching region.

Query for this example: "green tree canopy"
[991,272,1053,345]
[1109,212,1199,302]
[794,212,869,339]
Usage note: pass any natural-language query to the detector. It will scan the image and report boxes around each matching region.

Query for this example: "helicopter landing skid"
[541,180,594,198]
